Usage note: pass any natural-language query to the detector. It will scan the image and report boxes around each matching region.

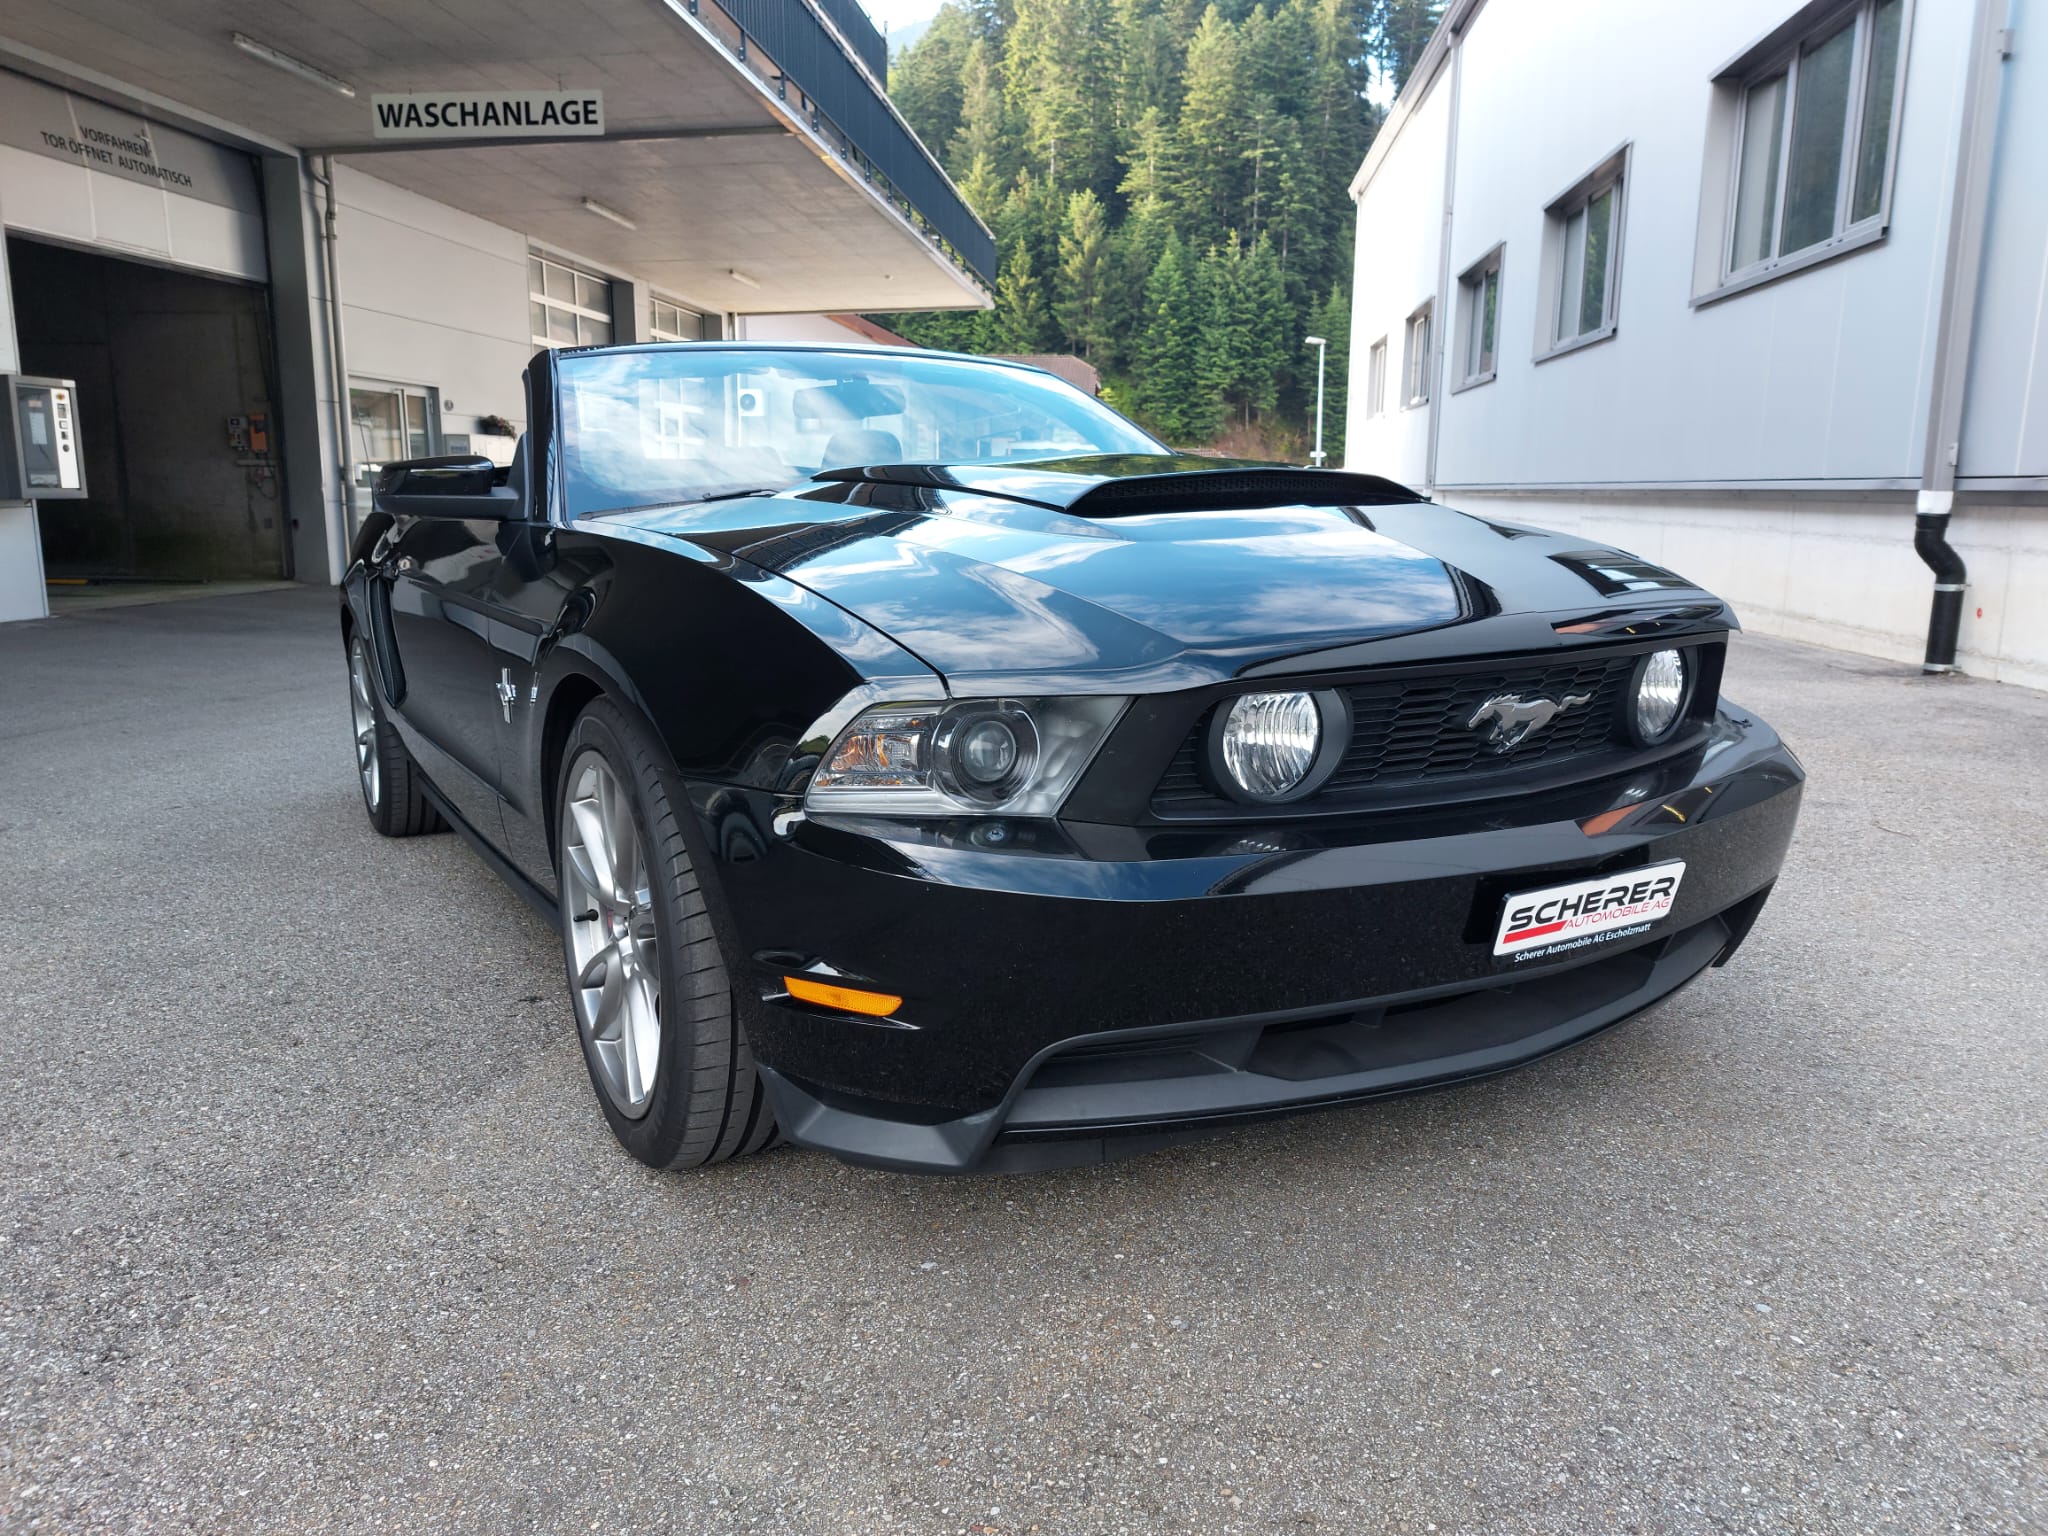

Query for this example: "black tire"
[555,698,779,1170]
[348,632,444,838]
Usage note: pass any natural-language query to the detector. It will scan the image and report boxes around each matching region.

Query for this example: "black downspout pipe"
[1913,512,1967,673]
[1915,0,2009,677]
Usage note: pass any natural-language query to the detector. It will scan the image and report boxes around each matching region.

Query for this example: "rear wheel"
[348,633,443,837]
[555,699,779,1169]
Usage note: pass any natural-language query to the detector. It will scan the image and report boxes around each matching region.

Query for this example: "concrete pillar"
[262,153,337,586]
[0,199,51,623]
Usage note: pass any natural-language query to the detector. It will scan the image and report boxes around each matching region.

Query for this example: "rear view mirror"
[373,454,518,520]
[792,379,907,429]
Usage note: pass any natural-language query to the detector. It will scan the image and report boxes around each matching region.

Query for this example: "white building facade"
[1344,0,2045,689]
[0,0,990,625]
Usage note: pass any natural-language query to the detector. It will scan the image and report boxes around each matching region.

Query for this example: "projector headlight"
[1205,689,1351,804]
[805,695,1126,816]
[1628,648,1692,745]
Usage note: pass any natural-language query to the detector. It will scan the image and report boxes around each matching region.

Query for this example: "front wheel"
[555,699,779,1169]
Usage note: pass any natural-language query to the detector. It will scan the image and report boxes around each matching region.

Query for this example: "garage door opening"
[7,236,287,584]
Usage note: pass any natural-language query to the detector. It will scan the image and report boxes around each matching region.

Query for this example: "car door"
[484,515,579,895]
[380,477,520,840]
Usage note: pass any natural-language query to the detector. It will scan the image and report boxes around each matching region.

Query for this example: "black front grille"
[1154,652,1643,812]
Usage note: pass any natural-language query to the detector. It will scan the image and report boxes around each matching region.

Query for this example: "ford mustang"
[340,343,1803,1174]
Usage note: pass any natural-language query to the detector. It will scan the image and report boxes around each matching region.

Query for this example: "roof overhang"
[0,0,991,314]
[1348,0,1488,203]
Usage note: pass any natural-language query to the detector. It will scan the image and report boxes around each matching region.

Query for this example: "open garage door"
[8,236,286,583]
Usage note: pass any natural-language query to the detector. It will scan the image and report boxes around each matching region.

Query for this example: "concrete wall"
[329,163,534,443]
[1442,490,2048,692]
[736,312,866,345]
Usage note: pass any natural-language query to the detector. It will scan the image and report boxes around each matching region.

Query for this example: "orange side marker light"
[783,975,903,1017]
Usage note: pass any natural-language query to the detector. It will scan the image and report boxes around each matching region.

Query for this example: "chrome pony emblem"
[1468,691,1593,752]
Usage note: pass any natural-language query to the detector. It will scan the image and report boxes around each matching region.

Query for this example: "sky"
[860,0,944,36]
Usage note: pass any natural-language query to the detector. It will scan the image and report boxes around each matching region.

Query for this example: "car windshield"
[555,346,1162,517]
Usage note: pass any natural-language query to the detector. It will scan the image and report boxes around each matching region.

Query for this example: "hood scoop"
[814,457,1424,517]
[1064,468,1423,518]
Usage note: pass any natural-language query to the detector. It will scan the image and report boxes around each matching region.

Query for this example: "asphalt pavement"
[0,587,2041,1535]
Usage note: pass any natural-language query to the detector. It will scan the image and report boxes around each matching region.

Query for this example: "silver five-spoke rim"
[562,751,661,1117]
[349,640,380,812]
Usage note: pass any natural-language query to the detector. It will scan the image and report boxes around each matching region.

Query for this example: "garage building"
[0,0,990,623]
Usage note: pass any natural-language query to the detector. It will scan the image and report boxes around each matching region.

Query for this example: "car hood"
[610,457,1726,691]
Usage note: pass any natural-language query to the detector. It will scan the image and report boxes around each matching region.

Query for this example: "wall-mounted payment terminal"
[0,376,87,500]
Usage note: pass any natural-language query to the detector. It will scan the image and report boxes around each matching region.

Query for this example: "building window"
[651,296,715,342]
[530,254,614,348]
[1538,146,1628,361]
[1726,0,1904,280]
[1366,337,1389,417]
[1401,304,1432,408]
[1454,245,1504,390]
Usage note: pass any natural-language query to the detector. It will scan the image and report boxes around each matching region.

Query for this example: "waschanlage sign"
[370,90,604,141]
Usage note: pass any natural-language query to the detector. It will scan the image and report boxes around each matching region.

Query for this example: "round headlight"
[1631,648,1690,743]
[1218,691,1324,800]
[957,718,1020,783]
[932,702,1039,804]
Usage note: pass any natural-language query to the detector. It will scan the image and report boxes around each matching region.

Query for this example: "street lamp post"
[1303,334,1328,467]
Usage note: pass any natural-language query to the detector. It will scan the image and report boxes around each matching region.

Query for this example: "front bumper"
[689,703,1803,1173]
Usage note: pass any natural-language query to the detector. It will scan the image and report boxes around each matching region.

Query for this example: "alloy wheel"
[561,750,662,1116]
[349,639,381,812]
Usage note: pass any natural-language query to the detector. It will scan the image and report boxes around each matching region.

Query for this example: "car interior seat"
[820,428,902,468]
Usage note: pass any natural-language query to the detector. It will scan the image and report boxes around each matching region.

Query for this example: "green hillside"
[874,0,1442,459]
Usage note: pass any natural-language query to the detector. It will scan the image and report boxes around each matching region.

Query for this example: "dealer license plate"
[1492,861,1687,959]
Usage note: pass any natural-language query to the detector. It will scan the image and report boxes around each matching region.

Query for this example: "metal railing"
[703,0,997,285]
[812,0,889,81]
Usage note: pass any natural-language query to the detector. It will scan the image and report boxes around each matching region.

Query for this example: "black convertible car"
[341,343,1802,1174]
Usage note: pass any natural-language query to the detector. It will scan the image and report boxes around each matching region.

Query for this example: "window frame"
[1452,243,1505,392]
[1401,303,1433,410]
[1724,0,1903,281]
[650,295,715,343]
[1693,0,1913,307]
[1366,336,1389,417]
[1535,145,1629,365]
[530,253,617,349]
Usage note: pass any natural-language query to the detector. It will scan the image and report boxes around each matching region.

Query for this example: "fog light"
[1219,691,1322,800]
[1631,649,1690,743]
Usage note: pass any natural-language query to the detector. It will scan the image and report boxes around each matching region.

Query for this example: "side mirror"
[373,454,518,520]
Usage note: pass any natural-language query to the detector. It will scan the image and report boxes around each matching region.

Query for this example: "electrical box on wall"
[0,376,88,500]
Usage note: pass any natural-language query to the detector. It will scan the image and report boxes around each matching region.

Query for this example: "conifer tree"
[1055,189,1113,361]
[1136,233,1213,441]
[995,240,1052,352]
[950,38,1014,181]
[1004,0,1120,196]
[1114,0,1184,124]
[890,5,976,158]
[1173,8,1246,229]
[1238,232,1289,417]
[1194,239,1242,419]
